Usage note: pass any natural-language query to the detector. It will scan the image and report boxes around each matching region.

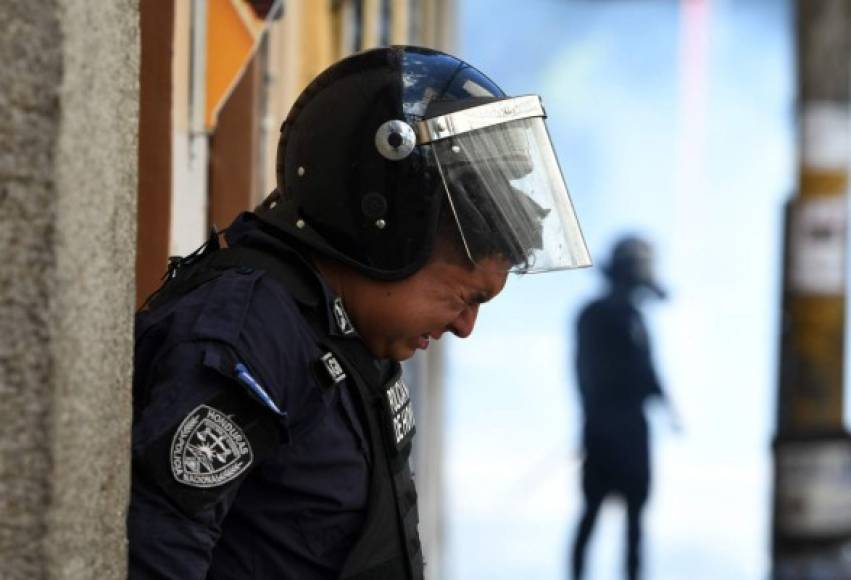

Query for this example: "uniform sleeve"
[128,340,282,580]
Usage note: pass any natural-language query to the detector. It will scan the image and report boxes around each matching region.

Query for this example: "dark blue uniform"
[129,215,376,579]
[571,296,664,580]
[576,296,662,498]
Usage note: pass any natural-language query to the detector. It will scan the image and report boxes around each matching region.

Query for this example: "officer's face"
[337,247,509,361]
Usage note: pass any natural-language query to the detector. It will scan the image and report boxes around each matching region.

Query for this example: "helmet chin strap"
[313,255,347,299]
[255,188,281,212]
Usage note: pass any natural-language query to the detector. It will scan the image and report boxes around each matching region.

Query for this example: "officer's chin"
[392,349,418,363]
[368,340,415,363]
[390,343,419,363]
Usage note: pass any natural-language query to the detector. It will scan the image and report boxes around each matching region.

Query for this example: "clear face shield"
[417,96,591,273]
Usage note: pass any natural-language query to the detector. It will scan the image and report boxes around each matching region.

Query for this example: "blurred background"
[447,2,789,579]
[6,0,848,578]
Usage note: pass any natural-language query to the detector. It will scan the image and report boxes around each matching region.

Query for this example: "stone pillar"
[0,1,139,579]
[771,1,851,577]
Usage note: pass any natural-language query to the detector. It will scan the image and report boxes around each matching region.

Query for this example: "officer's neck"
[607,283,636,305]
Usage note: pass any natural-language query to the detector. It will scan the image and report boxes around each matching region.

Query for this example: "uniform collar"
[225,212,360,338]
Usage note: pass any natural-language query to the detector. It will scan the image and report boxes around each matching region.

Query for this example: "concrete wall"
[0,1,139,579]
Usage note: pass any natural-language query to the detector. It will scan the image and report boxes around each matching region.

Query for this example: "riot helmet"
[604,236,666,299]
[255,46,590,280]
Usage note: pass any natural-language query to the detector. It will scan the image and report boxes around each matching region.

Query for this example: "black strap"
[325,337,423,580]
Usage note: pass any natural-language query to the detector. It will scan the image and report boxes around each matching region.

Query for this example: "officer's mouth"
[417,334,430,350]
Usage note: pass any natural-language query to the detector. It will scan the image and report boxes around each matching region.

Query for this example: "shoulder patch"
[171,405,253,488]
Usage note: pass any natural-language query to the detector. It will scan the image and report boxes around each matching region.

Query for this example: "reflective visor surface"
[430,115,591,273]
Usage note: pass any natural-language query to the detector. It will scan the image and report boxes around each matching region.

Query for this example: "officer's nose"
[448,304,479,339]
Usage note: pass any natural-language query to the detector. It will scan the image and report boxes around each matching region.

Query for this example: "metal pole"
[772,1,851,576]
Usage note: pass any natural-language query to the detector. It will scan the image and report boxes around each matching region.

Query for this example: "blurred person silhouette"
[570,236,680,580]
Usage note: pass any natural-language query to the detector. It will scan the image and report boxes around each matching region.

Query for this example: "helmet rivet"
[297,166,305,177]
[451,144,461,154]
[296,219,306,229]
[375,219,387,230]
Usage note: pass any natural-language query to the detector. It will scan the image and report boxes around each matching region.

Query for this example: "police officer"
[570,236,679,580]
[129,46,590,580]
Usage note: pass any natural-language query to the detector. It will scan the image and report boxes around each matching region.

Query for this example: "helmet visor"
[423,97,591,273]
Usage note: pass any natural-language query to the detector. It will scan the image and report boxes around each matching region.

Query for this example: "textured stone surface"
[0,3,64,578]
[0,1,138,579]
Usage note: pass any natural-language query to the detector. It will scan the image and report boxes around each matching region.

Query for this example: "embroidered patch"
[171,405,253,488]
[320,352,347,385]
[332,297,356,336]
[383,377,416,449]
